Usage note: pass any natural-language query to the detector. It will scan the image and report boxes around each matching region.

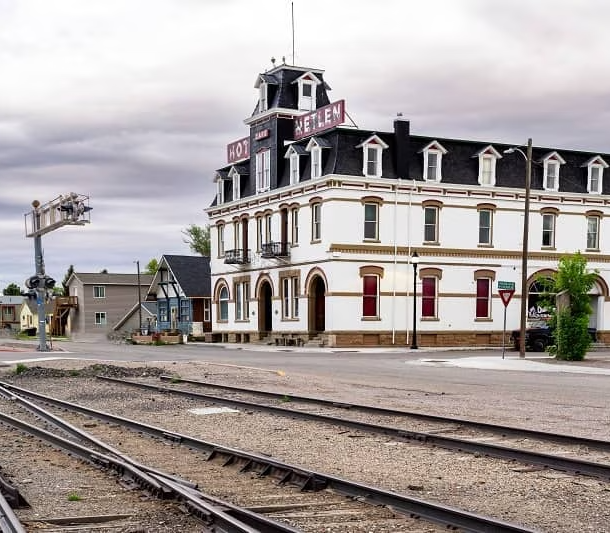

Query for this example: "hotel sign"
[293,99,345,141]
[227,136,250,164]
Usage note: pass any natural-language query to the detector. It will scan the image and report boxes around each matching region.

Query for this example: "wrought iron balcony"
[224,249,252,265]
[260,241,290,259]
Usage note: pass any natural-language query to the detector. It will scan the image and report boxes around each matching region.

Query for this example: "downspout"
[391,180,399,344]
[406,180,415,345]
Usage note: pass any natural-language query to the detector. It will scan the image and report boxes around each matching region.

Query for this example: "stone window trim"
[473,269,497,281]
[359,265,384,279]
[419,140,448,182]
[418,267,442,281]
[540,207,560,216]
[477,202,497,212]
[422,199,444,209]
[360,195,384,206]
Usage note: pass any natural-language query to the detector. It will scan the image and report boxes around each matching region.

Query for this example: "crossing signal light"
[44,277,56,289]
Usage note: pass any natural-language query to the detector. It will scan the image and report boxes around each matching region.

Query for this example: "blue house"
[147,255,211,336]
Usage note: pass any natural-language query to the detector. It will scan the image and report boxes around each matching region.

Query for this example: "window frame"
[475,278,492,319]
[421,141,447,182]
[259,82,268,113]
[234,281,250,321]
[93,286,105,299]
[362,274,379,318]
[311,146,322,178]
[255,149,271,193]
[94,311,107,326]
[298,79,316,110]
[180,299,190,322]
[588,165,603,194]
[542,213,556,248]
[231,171,240,201]
[264,213,272,245]
[203,299,211,323]
[478,208,493,246]
[364,145,382,177]
[281,277,300,319]
[311,202,321,242]
[290,152,300,184]
[217,224,225,257]
[587,215,600,250]
[421,277,437,319]
[291,207,299,245]
[159,301,168,322]
[423,206,439,243]
[364,202,379,241]
[544,160,559,191]
[218,285,229,322]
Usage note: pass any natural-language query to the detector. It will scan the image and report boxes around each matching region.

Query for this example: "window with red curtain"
[421,277,436,318]
[362,275,378,317]
[476,278,491,318]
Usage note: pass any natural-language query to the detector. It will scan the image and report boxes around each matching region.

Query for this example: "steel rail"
[0,474,27,510]
[0,492,26,533]
[0,408,299,533]
[0,381,534,532]
[159,375,610,453]
[0,384,196,491]
[95,376,610,482]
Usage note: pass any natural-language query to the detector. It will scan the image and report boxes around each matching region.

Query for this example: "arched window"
[218,286,229,321]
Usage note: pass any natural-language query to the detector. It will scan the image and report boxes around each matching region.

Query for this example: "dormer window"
[420,140,448,182]
[216,178,224,204]
[228,167,241,201]
[295,72,322,111]
[259,82,268,113]
[284,144,307,185]
[541,152,565,191]
[356,135,389,178]
[305,137,331,179]
[474,145,502,186]
[583,155,609,194]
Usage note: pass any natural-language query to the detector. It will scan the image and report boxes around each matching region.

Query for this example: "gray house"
[66,272,153,341]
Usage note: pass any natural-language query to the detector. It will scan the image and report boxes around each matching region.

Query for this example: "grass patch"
[67,491,81,502]
[13,363,28,375]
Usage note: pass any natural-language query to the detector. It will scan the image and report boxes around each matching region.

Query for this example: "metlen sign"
[293,100,345,140]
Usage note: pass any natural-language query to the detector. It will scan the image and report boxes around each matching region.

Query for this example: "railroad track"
[0,380,535,533]
[91,374,610,483]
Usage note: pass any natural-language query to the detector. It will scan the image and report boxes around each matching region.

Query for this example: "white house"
[205,62,610,348]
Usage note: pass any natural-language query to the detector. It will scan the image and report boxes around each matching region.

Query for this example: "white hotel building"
[206,63,610,347]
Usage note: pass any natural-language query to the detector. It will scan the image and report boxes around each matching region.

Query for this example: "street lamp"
[503,138,533,359]
[410,251,420,350]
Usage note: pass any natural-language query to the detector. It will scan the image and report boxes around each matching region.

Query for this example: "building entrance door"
[258,281,273,336]
[308,276,326,333]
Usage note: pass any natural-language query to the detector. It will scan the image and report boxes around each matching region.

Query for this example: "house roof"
[155,255,211,298]
[68,273,154,286]
[113,301,157,331]
[0,296,23,305]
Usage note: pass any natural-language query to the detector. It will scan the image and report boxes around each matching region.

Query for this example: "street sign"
[498,281,515,290]
[498,289,515,307]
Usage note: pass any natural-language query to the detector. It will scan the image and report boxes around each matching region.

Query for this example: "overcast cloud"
[1,0,609,290]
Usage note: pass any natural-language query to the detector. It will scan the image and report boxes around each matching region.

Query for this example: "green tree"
[145,258,159,275]
[542,252,597,361]
[2,283,22,296]
[182,224,210,256]
[61,265,75,296]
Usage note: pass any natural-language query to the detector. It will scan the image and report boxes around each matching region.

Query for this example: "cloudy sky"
[1,0,609,291]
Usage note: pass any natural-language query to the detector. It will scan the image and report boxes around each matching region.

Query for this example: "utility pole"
[136,260,143,333]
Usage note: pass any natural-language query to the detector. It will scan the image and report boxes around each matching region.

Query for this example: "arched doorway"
[308,275,326,333]
[258,280,273,337]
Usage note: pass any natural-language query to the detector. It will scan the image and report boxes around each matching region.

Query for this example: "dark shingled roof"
[162,255,210,298]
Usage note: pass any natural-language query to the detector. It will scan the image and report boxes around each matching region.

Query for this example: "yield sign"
[498,289,515,307]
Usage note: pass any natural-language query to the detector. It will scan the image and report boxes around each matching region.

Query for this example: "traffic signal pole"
[33,232,48,352]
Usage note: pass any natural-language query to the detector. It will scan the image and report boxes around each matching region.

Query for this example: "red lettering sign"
[293,100,345,140]
[254,129,270,141]
[227,137,250,164]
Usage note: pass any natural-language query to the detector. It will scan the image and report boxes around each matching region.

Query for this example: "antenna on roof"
[291,1,295,64]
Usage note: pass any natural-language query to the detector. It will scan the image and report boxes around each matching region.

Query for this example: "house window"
[421,141,447,182]
[291,207,299,245]
[264,213,272,244]
[233,220,240,250]
[290,153,300,184]
[365,146,381,177]
[216,178,224,204]
[544,161,559,191]
[281,277,299,319]
[218,286,229,321]
[93,286,105,298]
[424,206,438,243]
[478,209,492,245]
[587,215,600,250]
[362,275,379,318]
[256,217,263,252]
[298,80,315,110]
[476,278,491,319]
[203,300,211,322]
[217,224,225,257]
[311,146,322,178]
[311,202,321,241]
[235,281,250,321]
[589,165,602,194]
[259,82,268,113]
[180,300,190,322]
[256,149,271,192]
[421,277,437,318]
[364,203,378,240]
[94,312,107,325]
[232,172,240,201]
[480,157,494,185]
[159,302,168,322]
[542,213,556,248]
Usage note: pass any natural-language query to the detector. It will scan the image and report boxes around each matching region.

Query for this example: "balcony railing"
[224,249,251,265]
[260,242,290,259]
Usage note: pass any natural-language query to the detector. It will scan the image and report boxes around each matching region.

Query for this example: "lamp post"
[410,251,420,350]
[503,138,533,359]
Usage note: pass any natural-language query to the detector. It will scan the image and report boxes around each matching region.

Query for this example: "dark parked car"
[510,320,597,352]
